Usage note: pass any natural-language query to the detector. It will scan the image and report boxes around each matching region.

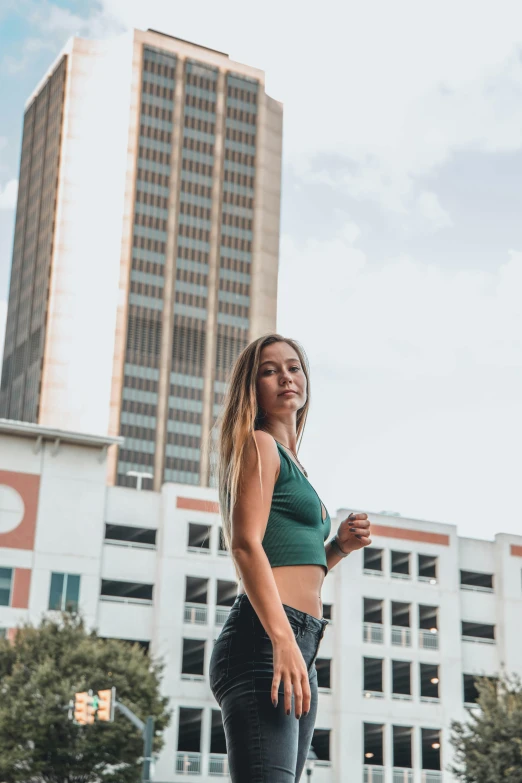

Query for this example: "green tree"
[449,669,522,782]
[0,614,171,782]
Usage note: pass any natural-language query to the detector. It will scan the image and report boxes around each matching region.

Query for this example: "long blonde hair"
[209,333,311,580]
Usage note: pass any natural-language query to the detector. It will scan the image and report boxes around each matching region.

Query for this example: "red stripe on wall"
[511,544,522,557]
[371,524,450,546]
[176,496,220,514]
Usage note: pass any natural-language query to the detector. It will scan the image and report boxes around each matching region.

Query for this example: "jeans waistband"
[234,592,329,636]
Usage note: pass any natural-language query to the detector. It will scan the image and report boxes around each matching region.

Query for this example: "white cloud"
[0,180,18,210]
[278,226,522,376]
[415,191,453,232]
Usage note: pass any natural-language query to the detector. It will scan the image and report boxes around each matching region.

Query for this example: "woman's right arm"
[230,429,310,719]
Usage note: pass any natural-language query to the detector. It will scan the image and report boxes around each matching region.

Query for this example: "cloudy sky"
[0,0,521,542]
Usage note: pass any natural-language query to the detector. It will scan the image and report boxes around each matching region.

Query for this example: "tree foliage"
[0,614,171,782]
[449,669,522,782]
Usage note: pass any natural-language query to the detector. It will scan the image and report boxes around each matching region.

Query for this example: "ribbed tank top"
[262,439,332,573]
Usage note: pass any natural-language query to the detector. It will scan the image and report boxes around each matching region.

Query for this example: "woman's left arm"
[325,512,372,571]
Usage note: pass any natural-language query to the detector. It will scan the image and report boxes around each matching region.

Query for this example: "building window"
[363,657,383,697]
[364,547,383,574]
[322,602,332,622]
[316,658,331,690]
[421,727,441,771]
[184,576,208,624]
[49,573,80,612]
[100,579,153,603]
[217,526,228,555]
[419,604,439,649]
[176,707,202,773]
[104,524,156,548]
[311,728,330,763]
[391,601,411,647]
[210,709,227,765]
[393,725,413,771]
[181,638,206,679]
[187,522,210,552]
[0,567,13,607]
[363,597,383,643]
[420,663,440,700]
[460,570,494,592]
[418,554,438,582]
[364,722,384,766]
[391,550,410,578]
[392,660,411,698]
[462,621,495,643]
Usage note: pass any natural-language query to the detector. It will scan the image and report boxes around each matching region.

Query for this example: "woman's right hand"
[271,633,311,718]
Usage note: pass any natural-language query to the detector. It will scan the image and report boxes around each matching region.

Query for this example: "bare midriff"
[237,564,326,620]
[236,454,328,621]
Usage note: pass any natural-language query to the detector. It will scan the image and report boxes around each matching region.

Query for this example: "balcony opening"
[364,547,383,573]
[391,550,410,577]
[216,579,236,607]
[104,523,156,547]
[418,554,437,582]
[210,709,227,754]
[364,722,384,766]
[181,638,205,679]
[184,576,208,624]
[460,570,493,591]
[218,527,228,555]
[176,707,202,774]
[363,657,383,696]
[209,709,228,774]
[391,601,410,627]
[364,597,383,624]
[100,579,153,603]
[419,604,438,630]
[463,673,479,704]
[392,660,411,697]
[420,663,439,699]
[316,658,331,690]
[311,728,330,763]
[421,727,441,771]
[462,620,495,642]
[322,602,332,621]
[393,725,413,769]
[187,522,210,552]
[185,576,208,604]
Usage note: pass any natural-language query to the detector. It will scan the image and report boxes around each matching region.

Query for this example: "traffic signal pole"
[114,700,155,783]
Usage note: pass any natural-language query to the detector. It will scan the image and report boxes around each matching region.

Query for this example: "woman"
[209,333,372,782]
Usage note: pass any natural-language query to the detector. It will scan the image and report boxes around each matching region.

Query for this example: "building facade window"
[0,567,13,606]
[49,572,80,612]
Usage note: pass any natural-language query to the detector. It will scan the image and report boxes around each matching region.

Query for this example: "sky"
[0,0,521,542]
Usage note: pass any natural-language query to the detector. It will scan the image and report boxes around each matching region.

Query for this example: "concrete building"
[0,28,283,492]
[1,419,521,783]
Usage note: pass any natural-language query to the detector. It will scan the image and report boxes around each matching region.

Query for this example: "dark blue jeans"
[209,592,329,782]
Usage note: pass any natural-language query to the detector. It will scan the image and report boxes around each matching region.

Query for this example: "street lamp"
[306,747,318,779]
[126,470,153,491]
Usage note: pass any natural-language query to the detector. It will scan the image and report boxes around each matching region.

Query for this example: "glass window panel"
[49,572,64,610]
[65,574,80,612]
[0,567,13,607]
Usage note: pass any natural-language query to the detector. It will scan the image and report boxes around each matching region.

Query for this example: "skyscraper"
[0,28,283,491]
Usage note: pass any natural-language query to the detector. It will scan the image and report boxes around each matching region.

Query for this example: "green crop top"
[261,439,332,573]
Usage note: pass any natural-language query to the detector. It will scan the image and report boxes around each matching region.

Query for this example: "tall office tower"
[0,29,283,490]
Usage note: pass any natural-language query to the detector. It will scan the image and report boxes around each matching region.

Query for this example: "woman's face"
[256,342,307,418]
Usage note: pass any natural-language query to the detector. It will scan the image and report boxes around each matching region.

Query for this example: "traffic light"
[97,687,116,722]
[73,692,91,725]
